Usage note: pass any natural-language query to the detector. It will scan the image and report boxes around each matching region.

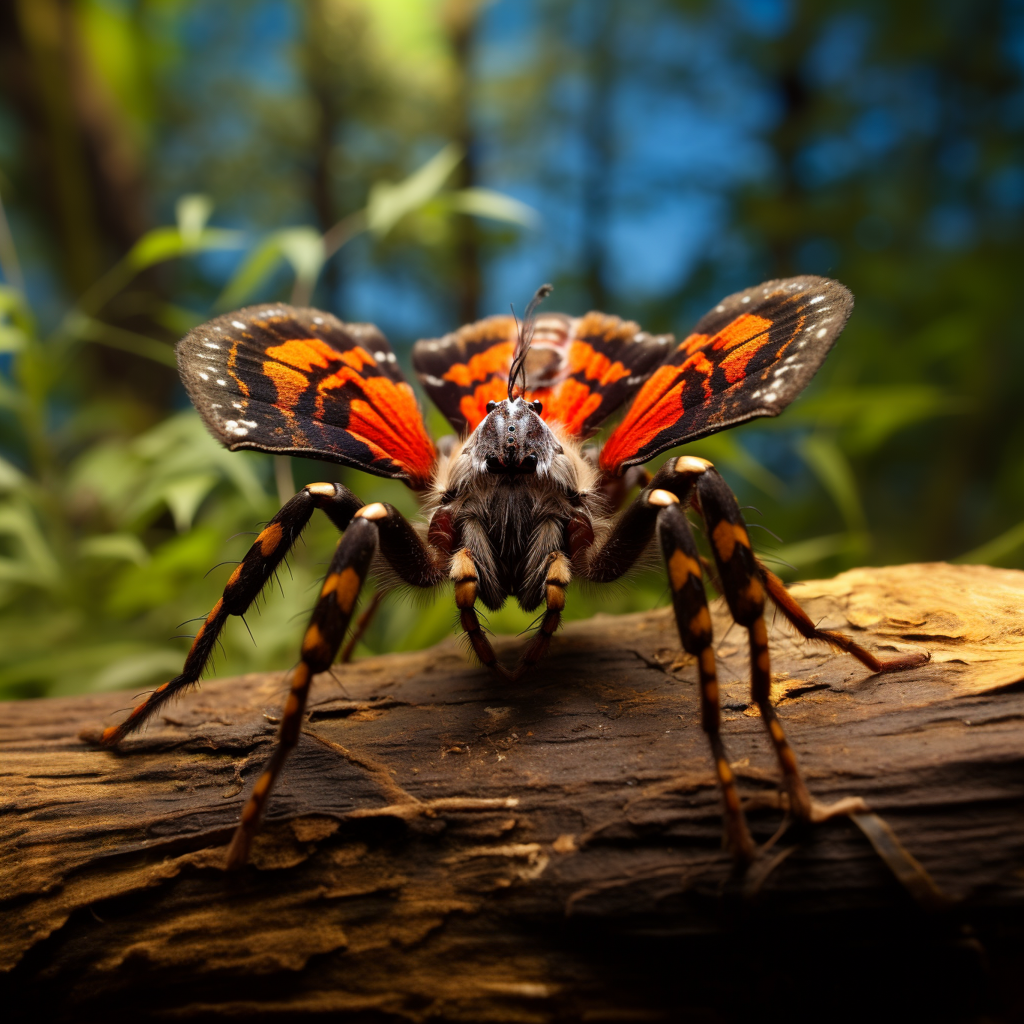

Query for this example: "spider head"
[468,397,561,476]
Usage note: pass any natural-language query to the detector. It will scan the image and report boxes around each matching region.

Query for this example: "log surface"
[3,562,1024,1022]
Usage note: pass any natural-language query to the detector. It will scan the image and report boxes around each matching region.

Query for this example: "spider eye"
[486,401,497,413]
[531,400,543,414]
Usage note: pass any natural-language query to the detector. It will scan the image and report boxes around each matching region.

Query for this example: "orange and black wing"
[177,304,437,488]
[599,276,853,475]
[412,312,672,437]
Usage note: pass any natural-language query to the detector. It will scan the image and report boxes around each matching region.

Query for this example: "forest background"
[0,0,1020,701]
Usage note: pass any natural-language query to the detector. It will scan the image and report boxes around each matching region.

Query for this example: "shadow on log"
[3,563,1024,1022]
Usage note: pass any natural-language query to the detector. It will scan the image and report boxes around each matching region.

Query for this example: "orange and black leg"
[757,561,930,673]
[451,548,512,680]
[513,551,572,678]
[225,508,379,868]
[98,482,363,746]
[653,489,755,861]
[682,459,821,820]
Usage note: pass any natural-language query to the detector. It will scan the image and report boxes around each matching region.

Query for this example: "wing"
[412,312,672,437]
[599,276,854,475]
[177,304,437,488]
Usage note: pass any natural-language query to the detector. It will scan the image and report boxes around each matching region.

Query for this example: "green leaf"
[158,473,220,533]
[797,434,867,535]
[365,143,463,238]
[126,226,245,272]
[175,194,214,245]
[0,455,24,492]
[277,227,326,295]
[0,324,27,352]
[954,521,1024,566]
[0,500,60,587]
[770,532,868,574]
[70,315,178,367]
[216,234,286,309]
[786,386,959,453]
[447,187,540,228]
[79,533,150,565]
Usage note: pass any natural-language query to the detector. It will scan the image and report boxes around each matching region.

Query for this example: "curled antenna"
[508,283,553,400]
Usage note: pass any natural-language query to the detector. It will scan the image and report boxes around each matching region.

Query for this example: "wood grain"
[2,562,1024,1022]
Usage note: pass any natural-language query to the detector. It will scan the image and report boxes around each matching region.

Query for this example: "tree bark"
[3,563,1024,1022]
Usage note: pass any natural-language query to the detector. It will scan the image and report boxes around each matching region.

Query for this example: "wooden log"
[3,562,1024,1022]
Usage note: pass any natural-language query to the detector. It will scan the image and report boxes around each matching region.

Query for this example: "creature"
[95,276,928,867]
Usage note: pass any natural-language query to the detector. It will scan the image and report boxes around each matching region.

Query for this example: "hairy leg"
[757,561,930,673]
[99,482,362,746]
[654,491,755,861]
[513,551,572,679]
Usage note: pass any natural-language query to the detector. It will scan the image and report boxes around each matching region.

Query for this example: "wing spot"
[216,379,227,386]
[423,374,445,387]
[313,316,324,324]
[715,304,725,312]
[202,342,220,350]
[816,328,827,339]
[214,326,223,331]
[763,393,778,403]
[809,296,825,305]
[374,351,386,361]
[387,352,397,362]
[231,320,246,329]
[199,372,209,381]
[232,402,243,410]
[741,296,751,303]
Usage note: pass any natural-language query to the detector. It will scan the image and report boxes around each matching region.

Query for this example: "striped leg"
[757,561,930,674]
[451,548,511,680]
[225,509,378,868]
[653,490,755,861]
[513,551,571,679]
[685,460,815,820]
[99,482,362,746]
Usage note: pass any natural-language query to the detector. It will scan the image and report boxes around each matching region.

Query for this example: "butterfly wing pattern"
[412,312,673,439]
[598,276,853,474]
[177,304,437,488]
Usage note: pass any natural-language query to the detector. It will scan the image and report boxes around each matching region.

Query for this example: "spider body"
[94,276,929,868]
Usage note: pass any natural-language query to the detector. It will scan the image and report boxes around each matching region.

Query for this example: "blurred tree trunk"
[3,0,147,295]
[581,0,615,311]
[445,0,482,325]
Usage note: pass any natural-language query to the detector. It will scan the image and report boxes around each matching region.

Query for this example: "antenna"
[508,283,553,400]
